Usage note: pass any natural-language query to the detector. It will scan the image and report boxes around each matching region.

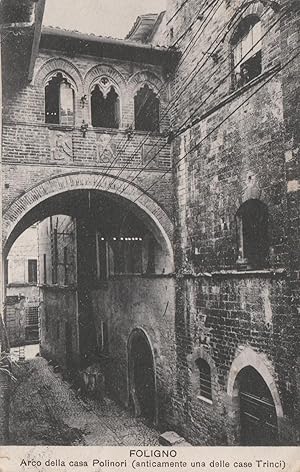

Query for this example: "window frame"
[45,72,76,126]
[90,77,121,129]
[231,15,262,90]
[236,199,269,269]
[195,358,213,402]
[28,259,38,284]
[134,84,160,133]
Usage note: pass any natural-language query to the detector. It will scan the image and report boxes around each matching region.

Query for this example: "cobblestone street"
[9,356,160,446]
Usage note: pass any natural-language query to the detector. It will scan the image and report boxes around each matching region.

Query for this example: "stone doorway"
[238,366,278,445]
[128,329,156,423]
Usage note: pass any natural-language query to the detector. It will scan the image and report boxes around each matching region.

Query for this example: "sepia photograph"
[0,0,299,459]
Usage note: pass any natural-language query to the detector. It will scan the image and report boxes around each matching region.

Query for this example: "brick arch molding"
[128,70,165,98]
[33,57,84,93]
[229,4,263,44]
[3,172,174,265]
[84,64,127,93]
[227,346,283,418]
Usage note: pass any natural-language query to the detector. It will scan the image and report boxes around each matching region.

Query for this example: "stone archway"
[226,347,283,445]
[128,328,157,424]
[2,171,174,265]
[238,366,278,445]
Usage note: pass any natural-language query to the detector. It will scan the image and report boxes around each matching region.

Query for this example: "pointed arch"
[227,346,283,418]
[33,57,84,93]
[128,70,164,99]
[85,64,127,94]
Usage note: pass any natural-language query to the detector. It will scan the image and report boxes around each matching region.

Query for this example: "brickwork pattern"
[167,0,300,445]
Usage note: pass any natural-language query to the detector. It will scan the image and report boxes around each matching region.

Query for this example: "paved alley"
[9,356,160,446]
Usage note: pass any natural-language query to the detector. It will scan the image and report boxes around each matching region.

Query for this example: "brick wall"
[167,0,300,444]
[2,48,174,249]
[280,0,300,439]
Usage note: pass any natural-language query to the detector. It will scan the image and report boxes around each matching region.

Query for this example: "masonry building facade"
[1,0,299,445]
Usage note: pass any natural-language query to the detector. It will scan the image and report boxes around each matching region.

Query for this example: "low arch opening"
[235,366,278,445]
[231,365,279,446]
[128,328,156,424]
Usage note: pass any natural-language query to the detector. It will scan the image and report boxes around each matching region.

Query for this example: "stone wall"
[90,276,176,426]
[39,286,79,370]
[166,0,300,445]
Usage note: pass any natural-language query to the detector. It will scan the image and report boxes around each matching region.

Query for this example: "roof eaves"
[41,26,172,52]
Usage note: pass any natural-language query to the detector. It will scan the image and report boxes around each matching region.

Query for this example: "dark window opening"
[146,236,156,274]
[64,246,68,285]
[196,358,212,401]
[26,306,39,326]
[91,84,120,128]
[45,309,49,332]
[25,306,39,342]
[134,84,160,132]
[111,239,143,275]
[232,17,262,89]
[98,320,109,355]
[28,259,37,284]
[236,199,269,269]
[5,259,8,286]
[52,227,58,284]
[43,254,47,284]
[45,72,75,125]
[96,235,108,281]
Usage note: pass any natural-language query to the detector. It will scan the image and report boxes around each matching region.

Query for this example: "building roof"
[39,25,179,69]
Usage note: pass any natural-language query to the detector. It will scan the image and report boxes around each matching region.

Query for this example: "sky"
[43,0,167,39]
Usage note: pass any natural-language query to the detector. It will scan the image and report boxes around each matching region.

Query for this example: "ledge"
[2,121,168,139]
[197,395,213,405]
[107,273,175,280]
[7,282,38,287]
[46,124,74,131]
[182,268,287,279]
[38,284,77,291]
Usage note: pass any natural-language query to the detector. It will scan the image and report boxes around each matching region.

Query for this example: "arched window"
[91,81,120,129]
[232,16,262,89]
[236,199,269,268]
[45,72,75,125]
[196,358,212,400]
[134,84,159,132]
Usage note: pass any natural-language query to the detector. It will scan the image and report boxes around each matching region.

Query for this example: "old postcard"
[0,0,299,470]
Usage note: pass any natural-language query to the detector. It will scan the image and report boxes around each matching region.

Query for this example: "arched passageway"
[2,172,174,263]
[128,329,156,423]
[3,179,174,415]
[237,366,278,445]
